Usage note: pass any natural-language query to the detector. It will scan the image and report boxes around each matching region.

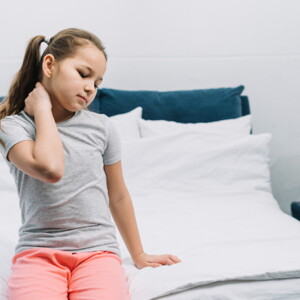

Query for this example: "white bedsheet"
[1,130,300,299]
[114,188,300,299]
[154,278,300,300]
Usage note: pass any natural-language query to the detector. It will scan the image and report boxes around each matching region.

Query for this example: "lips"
[78,95,88,103]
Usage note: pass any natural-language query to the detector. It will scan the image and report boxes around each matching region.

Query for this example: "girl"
[0,28,181,299]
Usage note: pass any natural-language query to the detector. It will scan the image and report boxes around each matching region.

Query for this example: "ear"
[42,54,55,78]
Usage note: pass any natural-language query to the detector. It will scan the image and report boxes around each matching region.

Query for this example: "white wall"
[1,0,300,214]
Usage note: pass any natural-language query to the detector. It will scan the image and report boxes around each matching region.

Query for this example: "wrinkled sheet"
[114,188,300,299]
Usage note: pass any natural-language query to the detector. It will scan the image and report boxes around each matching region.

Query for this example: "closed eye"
[78,70,101,89]
[78,71,87,78]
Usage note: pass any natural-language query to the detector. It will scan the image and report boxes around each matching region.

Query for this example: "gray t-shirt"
[0,109,122,256]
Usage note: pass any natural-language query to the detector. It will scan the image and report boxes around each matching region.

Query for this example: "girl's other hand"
[24,82,52,117]
[133,252,182,269]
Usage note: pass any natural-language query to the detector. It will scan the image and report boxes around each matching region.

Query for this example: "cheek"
[50,69,80,98]
[58,78,78,93]
[50,79,72,101]
[88,92,97,104]
[58,69,79,87]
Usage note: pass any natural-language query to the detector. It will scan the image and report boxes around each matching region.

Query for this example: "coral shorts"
[8,248,130,300]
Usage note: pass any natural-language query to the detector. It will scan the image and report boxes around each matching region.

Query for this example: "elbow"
[46,171,63,183]
[40,164,64,183]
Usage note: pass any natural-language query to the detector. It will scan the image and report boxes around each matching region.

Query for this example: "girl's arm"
[8,83,64,183]
[104,161,182,269]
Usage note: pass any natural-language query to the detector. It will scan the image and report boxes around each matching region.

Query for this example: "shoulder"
[1,113,22,125]
[81,110,120,144]
[1,111,35,130]
[80,109,110,123]
[79,109,112,132]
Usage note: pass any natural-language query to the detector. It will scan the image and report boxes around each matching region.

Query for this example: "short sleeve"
[102,116,122,165]
[0,117,34,161]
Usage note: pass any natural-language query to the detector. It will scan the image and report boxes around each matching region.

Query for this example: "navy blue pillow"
[89,86,245,123]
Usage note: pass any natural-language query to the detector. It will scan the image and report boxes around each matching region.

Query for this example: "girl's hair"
[0,28,107,121]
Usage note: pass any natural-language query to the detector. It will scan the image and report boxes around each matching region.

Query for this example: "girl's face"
[43,43,106,121]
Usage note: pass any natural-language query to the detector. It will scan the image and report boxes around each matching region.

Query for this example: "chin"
[66,104,83,112]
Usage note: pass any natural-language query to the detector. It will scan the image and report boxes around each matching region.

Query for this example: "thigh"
[69,251,130,300]
[8,248,70,300]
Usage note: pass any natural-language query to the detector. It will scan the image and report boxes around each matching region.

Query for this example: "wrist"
[33,105,52,116]
[132,251,145,262]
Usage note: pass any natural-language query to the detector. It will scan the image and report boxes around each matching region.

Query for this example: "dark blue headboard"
[240,96,250,116]
[88,86,250,123]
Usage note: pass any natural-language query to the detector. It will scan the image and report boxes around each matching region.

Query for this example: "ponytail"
[0,35,45,120]
[0,35,46,148]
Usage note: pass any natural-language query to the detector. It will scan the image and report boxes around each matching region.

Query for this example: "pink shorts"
[8,248,131,300]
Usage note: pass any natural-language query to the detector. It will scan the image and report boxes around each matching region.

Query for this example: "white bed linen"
[114,188,300,299]
[109,106,142,140]
[1,130,300,300]
[116,131,300,299]
[138,114,252,137]
[153,278,300,300]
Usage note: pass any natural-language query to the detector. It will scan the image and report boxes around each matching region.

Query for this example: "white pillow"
[137,114,252,137]
[121,130,272,193]
[109,107,142,140]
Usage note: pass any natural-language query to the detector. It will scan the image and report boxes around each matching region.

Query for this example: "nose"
[84,81,95,94]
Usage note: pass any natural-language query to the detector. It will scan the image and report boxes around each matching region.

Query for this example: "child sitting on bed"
[0,27,181,299]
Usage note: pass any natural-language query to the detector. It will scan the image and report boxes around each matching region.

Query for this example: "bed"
[1,86,300,300]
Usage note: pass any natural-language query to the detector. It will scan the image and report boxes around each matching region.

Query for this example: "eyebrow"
[80,65,103,81]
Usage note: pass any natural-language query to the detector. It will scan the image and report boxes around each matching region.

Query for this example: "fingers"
[170,255,182,263]
[136,253,182,269]
[35,82,45,90]
[151,254,182,268]
[166,257,178,265]
[164,254,182,264]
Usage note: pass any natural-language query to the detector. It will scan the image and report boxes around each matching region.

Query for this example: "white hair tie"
[43,37,50,45]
